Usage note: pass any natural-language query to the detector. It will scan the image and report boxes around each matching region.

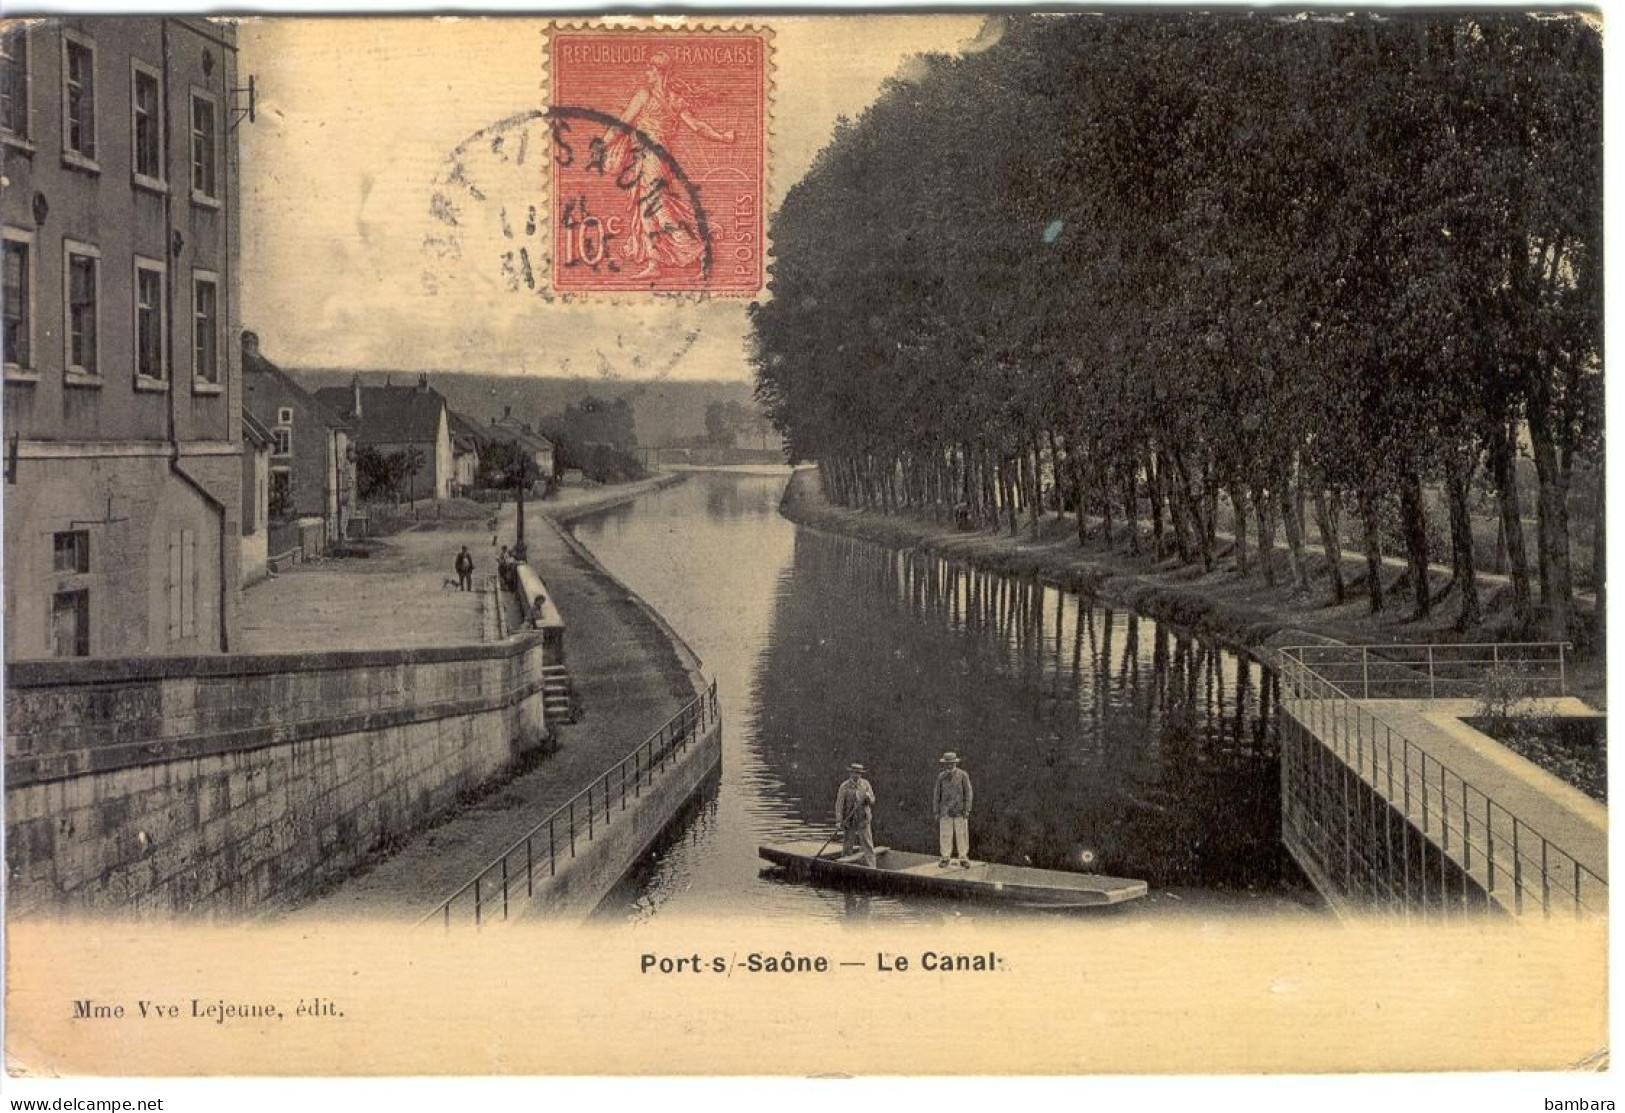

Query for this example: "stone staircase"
[542,663,578,723]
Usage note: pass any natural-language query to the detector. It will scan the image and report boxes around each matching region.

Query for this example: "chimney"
[503,405,511,420]
[241,330,260,358]
[418,373,429,394]
[351,373,362,419]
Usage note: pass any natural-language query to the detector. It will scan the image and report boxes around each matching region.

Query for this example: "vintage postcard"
[0,6,1610,1101]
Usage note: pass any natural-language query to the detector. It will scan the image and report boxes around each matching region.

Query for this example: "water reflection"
[576,471,1318,924]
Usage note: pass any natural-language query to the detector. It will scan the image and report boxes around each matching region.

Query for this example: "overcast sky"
[237,16,988,382]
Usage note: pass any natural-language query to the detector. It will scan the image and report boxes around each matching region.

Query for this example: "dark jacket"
[933,767,973,818]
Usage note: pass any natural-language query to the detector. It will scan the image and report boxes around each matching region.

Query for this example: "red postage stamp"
[548,26,770,296]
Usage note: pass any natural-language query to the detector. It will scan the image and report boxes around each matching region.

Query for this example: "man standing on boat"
[934,752,974,868]
[835,763,877,867]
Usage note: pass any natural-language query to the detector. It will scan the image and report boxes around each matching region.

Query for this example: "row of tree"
[752,12,1602,638]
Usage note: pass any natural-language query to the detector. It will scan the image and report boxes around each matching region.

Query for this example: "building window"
[1,27,28,141]
[190,90,217,201]
[52,529,89,573]
[166,530,197,642]
[63,240,98,377]
[277,407,293,425]
[61,31,96,164]
[51,589,90,657]
[134,258,166,383]
[131,61,163,187]
[193,271,219,384]
[272,428,292,457]
[3,230,31,373]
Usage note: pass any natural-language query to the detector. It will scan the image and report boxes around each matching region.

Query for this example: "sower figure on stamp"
[455,546,475,592]
[601,51,736,279]
[834,762,876,868]
[934,751,973,868]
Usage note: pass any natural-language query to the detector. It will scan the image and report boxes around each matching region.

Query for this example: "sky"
[237,15,990,382]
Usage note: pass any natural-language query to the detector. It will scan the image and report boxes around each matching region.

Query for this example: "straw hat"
[940,751,960,765]
[848,762,867,774]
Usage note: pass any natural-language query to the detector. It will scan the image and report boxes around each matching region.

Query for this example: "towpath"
[258,477,702,922]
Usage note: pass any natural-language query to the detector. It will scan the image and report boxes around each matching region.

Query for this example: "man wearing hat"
[835,763,877,867]
[933,752,974,868]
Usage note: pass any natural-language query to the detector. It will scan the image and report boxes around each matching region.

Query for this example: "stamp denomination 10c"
[548,26,770,297]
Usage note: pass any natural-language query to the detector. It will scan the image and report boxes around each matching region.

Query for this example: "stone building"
[2,18,244,659]
[447,410,482,496]
[314,376,454,502]
[483,407,556,486]
[241,331,356,547]
[239,409,271,584]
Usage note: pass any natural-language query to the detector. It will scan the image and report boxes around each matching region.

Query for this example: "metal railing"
[1276,650,1605,919]
[1277,642,1569,700]
[418,679,720,930]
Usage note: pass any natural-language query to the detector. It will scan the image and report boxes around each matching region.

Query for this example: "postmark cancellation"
[546,24,771,298]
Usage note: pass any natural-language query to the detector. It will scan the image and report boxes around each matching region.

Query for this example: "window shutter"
[167,531,181,640]
[182,530,197,638]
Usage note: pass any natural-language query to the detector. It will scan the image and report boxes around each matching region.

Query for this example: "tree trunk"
[1203,464,1220,560]
[1277,466,1310,595]
[1146,451,1166,560]
[1312,487,1346,604]
[1398,465,1432,620]
[1358,484,1385,614]
[1486,418,1535,631]
[1171,449,1210,570]
[1593,452,1605,645]
[1254,486,1276,587]
[1099,452,1114,552]
[1528,417,1575,637]
[1029,441,1044,532]
[1161,450,1193,564]
[1071,451,1088,547]
[1122,464,1140,555]
[1229,482,1251,576]
[1046,430,1064,521]
[1002,458,1019,537]
[1445,451,1482,630]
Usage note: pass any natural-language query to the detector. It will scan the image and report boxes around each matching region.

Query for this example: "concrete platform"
[1372,698,1607,882]
[1283,694,1607,916]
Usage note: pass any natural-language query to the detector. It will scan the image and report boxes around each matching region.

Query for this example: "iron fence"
[418,679,720,930]
[1276,649,1604,919]
[1279,642,1568,700]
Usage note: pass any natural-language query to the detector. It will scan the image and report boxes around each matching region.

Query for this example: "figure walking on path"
[934,751,974,868]
[455,546,475,592]
[497,545,515,593]
[835,762,876,868]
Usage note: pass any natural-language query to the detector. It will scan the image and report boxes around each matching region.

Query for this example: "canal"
[572,470,1321,923]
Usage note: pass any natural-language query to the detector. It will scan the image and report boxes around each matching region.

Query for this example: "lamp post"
[512,457,529,563]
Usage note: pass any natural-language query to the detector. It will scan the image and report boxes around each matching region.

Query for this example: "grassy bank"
[779,468,1604,710]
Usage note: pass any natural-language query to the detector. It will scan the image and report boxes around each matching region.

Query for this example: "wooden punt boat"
[758,841,1149,908]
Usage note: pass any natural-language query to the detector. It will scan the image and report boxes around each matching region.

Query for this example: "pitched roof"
[482,415,555,455]
[447,410,485,453]
[242,343,351,430]
[242,410,274,448]
[313,383,446,446]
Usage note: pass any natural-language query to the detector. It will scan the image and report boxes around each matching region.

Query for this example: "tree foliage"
[752,12,1601,636]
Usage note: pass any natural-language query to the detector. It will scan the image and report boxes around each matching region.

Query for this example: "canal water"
[572,470,1320,924]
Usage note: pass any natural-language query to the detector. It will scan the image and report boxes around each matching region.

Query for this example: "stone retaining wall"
[5,636,552,917]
